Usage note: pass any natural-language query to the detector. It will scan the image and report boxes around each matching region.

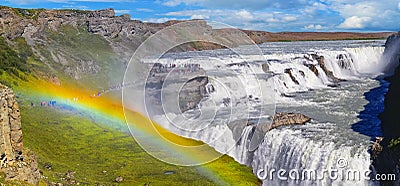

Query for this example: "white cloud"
[114,9,130,14]
[190,14,209,19]
[301,2,328,14]
[162,0,181,6]
[162,0,201,7]
[165,9,223,17]
[331,0,400,30]
[235,10,253,20]
[144,17,177,23]
[316,25,323,29]
[304,24,325,30]
[160,0,400,31]
[164,9,301,31]
[60,4,90,9]
[136,8,154,13]
[304,24,314,29]
[161,0,311,10]
[282,15,297,22]
[339,2,377,18]
[337,16,371,29]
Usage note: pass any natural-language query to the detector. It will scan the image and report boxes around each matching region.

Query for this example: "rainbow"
[20,78,231,184]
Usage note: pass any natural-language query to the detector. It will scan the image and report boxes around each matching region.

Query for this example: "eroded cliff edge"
[0,84,40,185]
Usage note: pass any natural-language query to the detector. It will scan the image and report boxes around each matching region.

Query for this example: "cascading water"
[148,40,390,185]
[235,126,254,165]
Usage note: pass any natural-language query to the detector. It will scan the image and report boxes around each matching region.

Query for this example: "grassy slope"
[17,93,258,185]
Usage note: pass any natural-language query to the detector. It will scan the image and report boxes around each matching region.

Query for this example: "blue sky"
[2,0,400,32]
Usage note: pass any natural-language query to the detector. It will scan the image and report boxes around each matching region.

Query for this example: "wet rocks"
[284,68,300,85]
[336,54,352,70]
[311,54,342,83]
[228,112,311,135]
[261,63,269,73]
[270,112,311,130]
[305,64,319,76]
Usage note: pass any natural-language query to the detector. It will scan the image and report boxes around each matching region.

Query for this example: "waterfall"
[146,41,390,185]
[266,46,385,97]
[253,128,373,185]
[234,126,255,165]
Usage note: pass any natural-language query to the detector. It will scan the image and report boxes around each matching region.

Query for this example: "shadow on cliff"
[351,79,388,140]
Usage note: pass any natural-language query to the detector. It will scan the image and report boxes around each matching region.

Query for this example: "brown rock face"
[228,112,311,135]
[0,84,40,185]
[270,112,311,130]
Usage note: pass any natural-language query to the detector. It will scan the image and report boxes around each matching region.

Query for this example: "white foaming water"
[320,47,385,78]
[149,40,390,185]
[253,128,372,185]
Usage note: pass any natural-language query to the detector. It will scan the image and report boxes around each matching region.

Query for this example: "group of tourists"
[33,99,57,107]
[150,63,201,76]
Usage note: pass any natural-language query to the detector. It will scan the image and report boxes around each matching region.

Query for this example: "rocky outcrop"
[229,112,311,134]
[0,84,40,185]
[270,112,311,130]
[0,7,130,40]
[179,76,209,112]
[385,32,400,49]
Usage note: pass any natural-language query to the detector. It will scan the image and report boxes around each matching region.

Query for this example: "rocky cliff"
[379,32,400,139]
[374,32,400,185]
[0,84,39,185]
